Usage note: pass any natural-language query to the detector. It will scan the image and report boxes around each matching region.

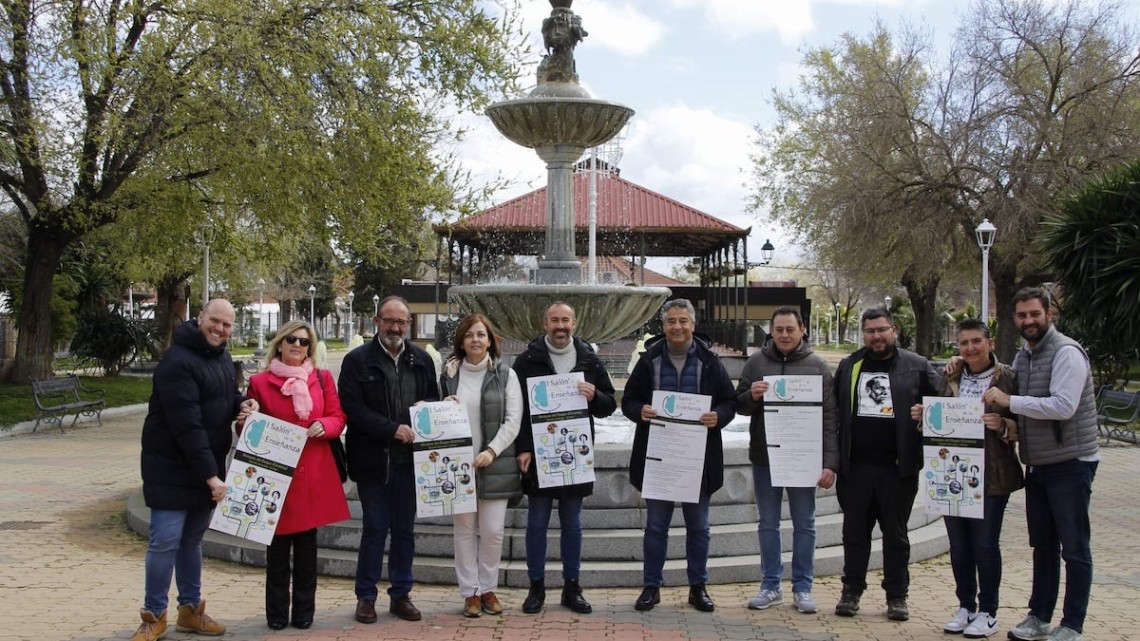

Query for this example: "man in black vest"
[513,301,617,614]
[981,288,1098,641]
[832,308,940,622]
[340,296,440,623]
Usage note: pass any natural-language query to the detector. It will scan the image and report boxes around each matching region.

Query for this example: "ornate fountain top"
[535,0,589,94]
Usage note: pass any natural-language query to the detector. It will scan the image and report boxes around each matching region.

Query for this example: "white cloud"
[663,0,918,43]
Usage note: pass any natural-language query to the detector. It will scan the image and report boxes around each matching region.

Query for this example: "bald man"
[130,300,258,641]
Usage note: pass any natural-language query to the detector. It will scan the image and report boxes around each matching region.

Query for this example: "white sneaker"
[793,592,817,614]
[747,588,783,610]
[1009,614,1052,641]
[944,607,976,634]
[964,612,998,638]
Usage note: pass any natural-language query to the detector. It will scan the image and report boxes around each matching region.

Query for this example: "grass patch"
[0,375,153,428]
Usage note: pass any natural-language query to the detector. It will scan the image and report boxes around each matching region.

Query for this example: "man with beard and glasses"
[832,308,940,622]
[513,301,616,615]
[339,296,440,623]
[978,288,1098,641]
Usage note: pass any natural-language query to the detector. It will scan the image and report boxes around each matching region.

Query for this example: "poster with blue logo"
[921,396,985,519]
[762,375,824,487]
[210,411,308,544]
[642,391,711,503]
[525,373,595,489]
[410,400,477,518]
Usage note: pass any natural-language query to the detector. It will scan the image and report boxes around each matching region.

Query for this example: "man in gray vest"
[981,287,1098,641]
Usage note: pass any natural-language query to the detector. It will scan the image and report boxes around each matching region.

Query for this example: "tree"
[0,0,524,382]
[1038,159,1140,387]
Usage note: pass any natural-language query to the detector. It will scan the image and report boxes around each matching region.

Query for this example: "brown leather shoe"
[175,600,225,636]
[130,609,167,641]
[480,591,503,615]
[389,595,422,621]
[463,596,482,618]
[354,599,378,624]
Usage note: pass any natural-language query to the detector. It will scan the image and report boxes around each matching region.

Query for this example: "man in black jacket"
[832,308,940,622]
[339,296,440,623]
[622,299,737,613]
[513,301,617,614]
[131,299,257,641]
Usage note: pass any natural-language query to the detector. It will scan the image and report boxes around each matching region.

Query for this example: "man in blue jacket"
[339,296,440,623]
[623,299,737,613]
[832,308,940,622]
[131,299,257,641]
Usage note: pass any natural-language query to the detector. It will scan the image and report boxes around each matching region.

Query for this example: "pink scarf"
[269,358,315,421]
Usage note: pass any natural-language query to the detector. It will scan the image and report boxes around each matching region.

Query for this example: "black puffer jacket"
[513,335,617,498]
[141,320,244,510]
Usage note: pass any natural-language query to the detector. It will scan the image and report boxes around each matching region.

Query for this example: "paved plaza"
[1,408,1138,641]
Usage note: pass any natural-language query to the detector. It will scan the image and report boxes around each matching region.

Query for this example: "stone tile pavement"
[1,411,1138,641]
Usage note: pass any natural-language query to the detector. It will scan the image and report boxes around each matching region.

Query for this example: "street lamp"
[256,278,266,354]
[884,295,891,311]
[834,302,842,345]
[347,291,355,343]
[975,218,997,322]
[372,293,380,317]
[308,284,316,325]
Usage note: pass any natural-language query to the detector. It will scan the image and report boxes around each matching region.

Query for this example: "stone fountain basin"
[485,96,635,150]
[448,284,671,345]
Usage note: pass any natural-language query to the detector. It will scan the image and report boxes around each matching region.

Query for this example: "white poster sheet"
[640,391,710,503]
[211,411,308,544]
[762,375,824,487]
[526,372,596,488]
[410,401,477,518]
[921,396,986,519]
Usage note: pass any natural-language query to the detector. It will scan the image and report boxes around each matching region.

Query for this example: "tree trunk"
[155,274,191,354]
[902,268,940,358]
[11,229,66,383]
[991,261,1021,364]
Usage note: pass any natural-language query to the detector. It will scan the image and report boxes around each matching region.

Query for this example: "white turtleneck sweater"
[453,355,523,456]
[545,336,577,374]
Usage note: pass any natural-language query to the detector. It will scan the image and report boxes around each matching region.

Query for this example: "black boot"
[560,578,592,614]
[522,579,545,614]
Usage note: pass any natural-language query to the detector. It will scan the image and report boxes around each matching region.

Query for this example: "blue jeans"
[355,463,416,601]
[944,493,1010,616]
[753,464,817,593]
[144,507,212,615]
[643,495,711,587]
[525,495,584,581]
[1025,459,1096,633]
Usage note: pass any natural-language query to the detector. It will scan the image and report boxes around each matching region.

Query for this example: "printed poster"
[410,401,477,518]
[641,391,710,503]
[526,372,596,489]
[762,375,824,487]
[922,396,986,519]
[210,411,308,544]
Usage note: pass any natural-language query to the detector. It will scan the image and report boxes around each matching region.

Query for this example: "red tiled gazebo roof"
[433,171,749,258]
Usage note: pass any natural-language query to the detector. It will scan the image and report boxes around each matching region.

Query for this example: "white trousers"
[453,498,509,598]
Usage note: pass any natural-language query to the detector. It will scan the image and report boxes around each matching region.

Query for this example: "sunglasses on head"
[283,335,312,347]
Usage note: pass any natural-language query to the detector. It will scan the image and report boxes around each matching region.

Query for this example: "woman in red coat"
[243,320,349,630]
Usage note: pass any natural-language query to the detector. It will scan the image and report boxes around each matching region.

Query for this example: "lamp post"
[739,239,777,353]
[884,294,891,311]
[347,291,355,342]
[834,302,842,345]
[256,278,265,354]
[372,293,380,317]
[975,218,997,322]
[308,284,316,325]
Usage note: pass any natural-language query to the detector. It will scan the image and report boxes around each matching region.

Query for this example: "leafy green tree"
[0,0,524,382]
[1039,159,1140,387]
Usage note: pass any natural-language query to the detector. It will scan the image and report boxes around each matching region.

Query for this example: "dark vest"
[443,360,521,500]
[1013,326,1098,466]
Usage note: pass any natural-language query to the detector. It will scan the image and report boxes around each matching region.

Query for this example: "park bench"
[30,374,106,434]
[1094,387,1140,445]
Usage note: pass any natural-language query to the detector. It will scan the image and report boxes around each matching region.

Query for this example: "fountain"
[447,0,670,343]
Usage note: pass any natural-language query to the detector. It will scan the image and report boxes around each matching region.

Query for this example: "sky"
[453,0,967,272]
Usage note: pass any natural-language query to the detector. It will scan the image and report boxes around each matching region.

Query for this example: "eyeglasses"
[283,335,312,346]
[863,326,893,335]
[380,318,411,327]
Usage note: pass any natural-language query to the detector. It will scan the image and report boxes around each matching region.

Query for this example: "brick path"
[1,411,1137,641]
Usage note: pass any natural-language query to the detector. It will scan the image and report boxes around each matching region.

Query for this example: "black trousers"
[266,528,318,625]
[836,462,919,600]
